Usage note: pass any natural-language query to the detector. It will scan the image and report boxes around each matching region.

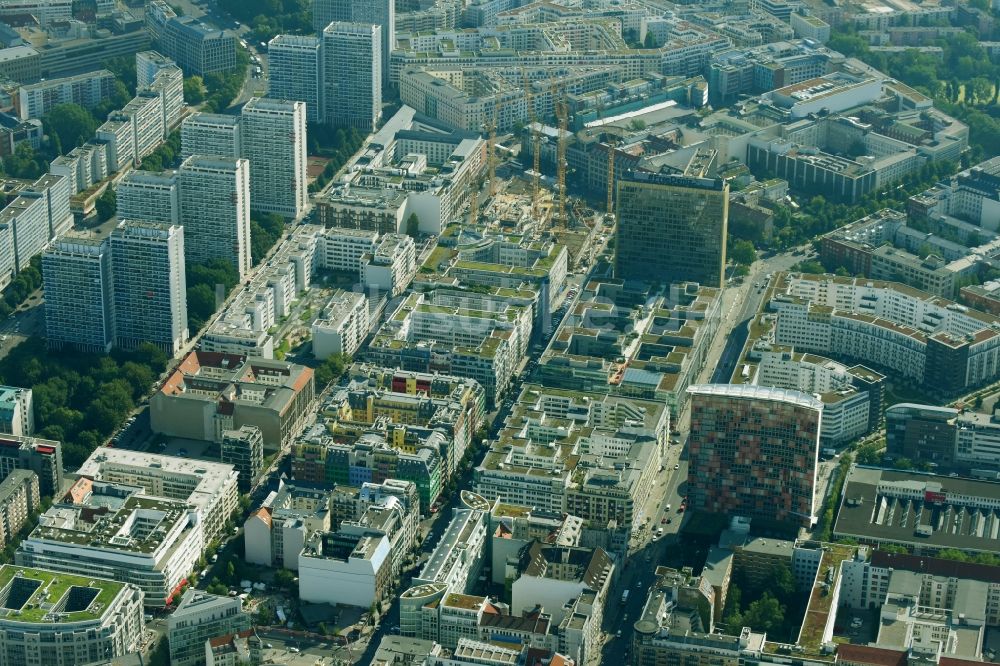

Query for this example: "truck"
[621,590,629,605]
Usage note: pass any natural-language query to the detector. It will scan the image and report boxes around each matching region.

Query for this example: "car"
[661,517,667,524]
[667,518,673,524]
[635,581,641,588]
[673,463,679,470]
[265,643,273,649]
[288,647,300,653]
[616,630,622,638]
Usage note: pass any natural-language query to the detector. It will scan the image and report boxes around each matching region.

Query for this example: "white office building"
[76,448,239,545]
[360,233,416,296]
[178,155,252,278]
[42,236,114,353]
[298,530,392,608]
[322,22,381,131]
[267,34,322,123]
[110,220,189,356]
[312,290,370,358]
[17,482,204,608]
[240,97,308,219]
[318,227,378,272]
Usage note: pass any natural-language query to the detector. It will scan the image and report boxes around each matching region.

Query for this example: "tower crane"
[487,97,501,199]
[522,69,541,217]
[606,138,615,216]
[553,83,569,228]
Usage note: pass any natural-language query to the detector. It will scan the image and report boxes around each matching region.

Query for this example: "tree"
[274,568,296,589]
[184,76,206,104]
[643,31,657,48]
[91,80,130,123]
[95,188,116,222]
[893,457,914,470]
[792,260,825,274]
[742,593,785,633]
[148,636,170,666]
[250,214,284,265]
[3,142,43,179]
[729,240,757,266]
[207,578,229,596]
[45,103,97,153]
[103,55,137,94]
[406,213,420,238]
[937,548,970,562]
[315,353,350,388]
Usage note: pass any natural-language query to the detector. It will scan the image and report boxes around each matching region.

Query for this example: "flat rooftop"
[0,564,126,624]
[835,466,1000,554]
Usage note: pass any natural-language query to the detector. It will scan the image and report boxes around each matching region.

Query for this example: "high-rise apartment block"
[181,102,308,218]
[312,0,393,88]
[322,22,381,131]
[116,169,180,225]
[178,155,252,277]
[267,34,322,123]
[615,155,728,287]
[180,112,241,160]
[0,173,73,290]
[240,97,308,218]
[687,384,822,528]
[0,386,33,437]
[136,50,184,131]
[110,220,189,355]
[42,236,115,353]
[121,91,166,162]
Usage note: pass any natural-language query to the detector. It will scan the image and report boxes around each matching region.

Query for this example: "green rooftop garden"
[0,565,124,624]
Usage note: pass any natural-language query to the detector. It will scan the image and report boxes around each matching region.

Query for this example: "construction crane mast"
[554,85,569,228]
[487,98,500,199]
[606,139,615,216]
[522,70,541,216]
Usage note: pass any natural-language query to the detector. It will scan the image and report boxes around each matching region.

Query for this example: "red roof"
[836,644,907,666]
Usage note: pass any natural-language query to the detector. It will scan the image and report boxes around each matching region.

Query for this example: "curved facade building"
[0,565,144,666]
